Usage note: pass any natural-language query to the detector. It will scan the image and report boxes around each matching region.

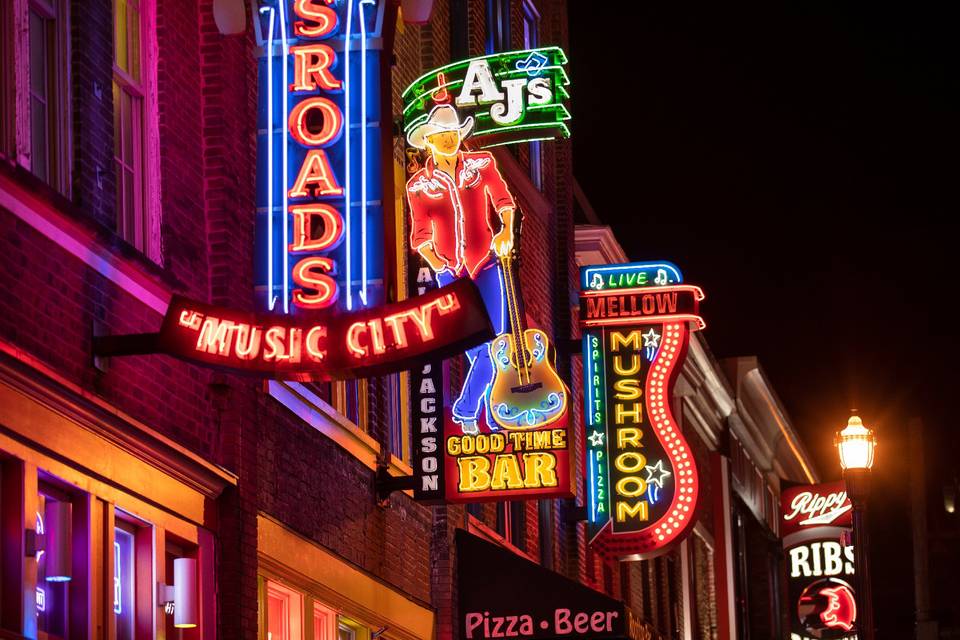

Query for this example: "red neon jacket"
[406,151,516,277]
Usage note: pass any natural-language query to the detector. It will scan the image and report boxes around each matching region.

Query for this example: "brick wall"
[70,0,115,229]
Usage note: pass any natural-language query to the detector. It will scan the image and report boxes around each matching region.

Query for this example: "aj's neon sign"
[579,261,704,560]
[255,0,385,313]
[402,47,570,150]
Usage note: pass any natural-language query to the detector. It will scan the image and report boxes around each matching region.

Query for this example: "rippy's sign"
[579,262,705,560]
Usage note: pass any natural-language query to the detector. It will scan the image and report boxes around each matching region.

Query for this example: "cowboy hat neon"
[407,104,474,150]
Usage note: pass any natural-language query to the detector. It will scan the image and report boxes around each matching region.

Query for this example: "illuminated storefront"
[0,0,827,639]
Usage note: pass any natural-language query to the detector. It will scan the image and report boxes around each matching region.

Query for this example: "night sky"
[569,1,957,636]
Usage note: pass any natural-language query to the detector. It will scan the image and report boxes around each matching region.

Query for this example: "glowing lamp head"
[835,415,876,471]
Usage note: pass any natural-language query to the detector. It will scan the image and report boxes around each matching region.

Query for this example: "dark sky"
[569,1,957,636]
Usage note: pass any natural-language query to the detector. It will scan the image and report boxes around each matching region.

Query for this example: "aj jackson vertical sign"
[579,262,705,560]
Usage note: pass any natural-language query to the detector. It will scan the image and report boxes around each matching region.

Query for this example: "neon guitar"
[487,254,568,429]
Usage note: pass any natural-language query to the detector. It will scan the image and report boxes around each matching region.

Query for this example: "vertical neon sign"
[255,0,386,313]
[579,261,705,560]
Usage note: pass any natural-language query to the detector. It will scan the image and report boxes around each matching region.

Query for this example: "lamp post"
[836,415,877,640]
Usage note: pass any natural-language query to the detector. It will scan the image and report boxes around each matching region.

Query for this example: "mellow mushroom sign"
[579,261,705,560]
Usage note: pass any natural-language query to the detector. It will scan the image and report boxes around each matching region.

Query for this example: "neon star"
[588,431,604,447]
[642,328,661,349]
[644,460,672,489]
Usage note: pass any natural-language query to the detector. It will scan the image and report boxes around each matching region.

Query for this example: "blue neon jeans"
[437,260,506,425]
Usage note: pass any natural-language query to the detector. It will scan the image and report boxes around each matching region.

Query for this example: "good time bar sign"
[579,262,705,560]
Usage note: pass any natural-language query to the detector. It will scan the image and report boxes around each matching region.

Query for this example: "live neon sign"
[579,261,705,560]
[255,0,386,313]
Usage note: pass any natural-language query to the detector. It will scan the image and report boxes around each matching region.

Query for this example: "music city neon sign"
[579,261,705,560]
[255,0,385,313]
[153,278,491,378]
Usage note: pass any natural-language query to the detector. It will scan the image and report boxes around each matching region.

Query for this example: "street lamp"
[836,415,877,640]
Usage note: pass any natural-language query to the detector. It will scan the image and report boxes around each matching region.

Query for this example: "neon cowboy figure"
[406,104,516,435]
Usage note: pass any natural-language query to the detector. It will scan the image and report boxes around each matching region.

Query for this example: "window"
[1,3,14,158]
[335,379,368,433]
[521,1,542,189]
[494,501,527,552]
[386,373,410,463]
[114,511,154,640]
[28,0,70,193]
[113,0,147,252]
[485,0,510,54]
[690,533,718,640]
[114,523,136,640]
[537,500,553,569]
[266,580,305,640]
[450,0,468,60]
[262,578,377,640]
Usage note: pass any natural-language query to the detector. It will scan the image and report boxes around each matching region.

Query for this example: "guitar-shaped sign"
[487,253,568,430]
[579,261,705,560]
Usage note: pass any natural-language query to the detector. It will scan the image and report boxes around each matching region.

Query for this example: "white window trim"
[267,380,413,482]
[0,169,171,314]
[141,0,162,263]
[16,0,73,194]
[113,0,162,262]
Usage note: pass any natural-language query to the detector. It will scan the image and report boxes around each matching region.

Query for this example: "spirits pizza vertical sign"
[579,262,705,560]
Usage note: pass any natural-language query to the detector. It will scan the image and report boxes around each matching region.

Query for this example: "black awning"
[456,529,659,640]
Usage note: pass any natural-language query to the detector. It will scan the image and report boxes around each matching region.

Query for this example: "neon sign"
[152,279,491,378]
[402,48,570,149]
[787,542,858,640]
[782,482,858,640]
[403,69,573,503]
[579,261,704,560]
[781,481,853,536]
[255,0,386,313]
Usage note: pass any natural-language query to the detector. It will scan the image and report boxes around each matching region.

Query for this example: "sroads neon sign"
[579,261,704,560]
[402,48,570,149]
[255,0,385,313]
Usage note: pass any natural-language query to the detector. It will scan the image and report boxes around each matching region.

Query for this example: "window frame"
[111,0,161,262]
[24,0,72,195]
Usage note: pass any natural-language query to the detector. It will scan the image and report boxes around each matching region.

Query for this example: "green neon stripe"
[479,135,557,149]
[473,121,571,138]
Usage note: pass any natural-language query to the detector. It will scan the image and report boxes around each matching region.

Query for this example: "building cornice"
[0,339,237,502]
